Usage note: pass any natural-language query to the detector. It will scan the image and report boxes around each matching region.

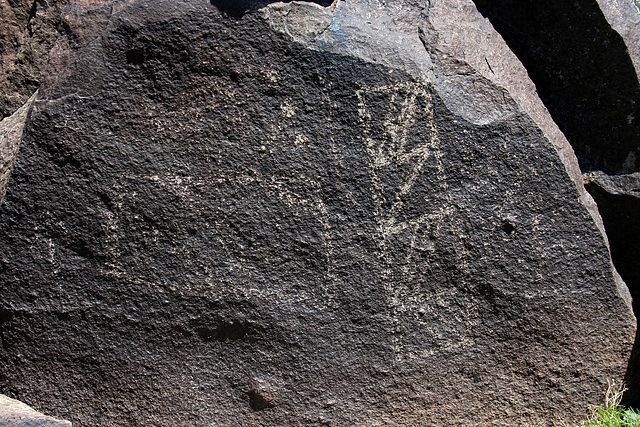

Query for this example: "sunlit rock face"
[0,0,635,425]
[0,394,72,426]
[470,0,640,406]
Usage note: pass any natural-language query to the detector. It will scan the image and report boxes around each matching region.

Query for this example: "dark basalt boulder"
[472,0,640,175]
[470,0,640,405]
[584,172,640,326]
[0,0,635,425]
[0,0,65,203]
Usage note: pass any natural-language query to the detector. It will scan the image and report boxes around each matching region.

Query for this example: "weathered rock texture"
[0,0,635,426]
[421,0,606,244]
[470,0,640,405]
[0,394,72,426]
[0,0,66,120]
[598,0,640,81]
[585,172,640,321]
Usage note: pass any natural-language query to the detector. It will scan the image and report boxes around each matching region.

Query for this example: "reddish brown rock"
[0,0,66,120]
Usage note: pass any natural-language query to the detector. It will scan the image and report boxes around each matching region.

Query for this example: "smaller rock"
[0,394,72,426]
[248,378,282,411]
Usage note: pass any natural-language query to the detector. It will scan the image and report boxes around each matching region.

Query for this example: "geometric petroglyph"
[357,82,478,360]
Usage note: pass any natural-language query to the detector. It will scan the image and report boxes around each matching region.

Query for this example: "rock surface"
[0,0,66,120]
[470,0,640,404]
[584,171,640,405]
[584,172,640,317]
[422,0,607,246]
[598,0,640,76]
[0,92,36,204]
[0,0,635,426]
[472,0,640,175]
[0,394,72,426]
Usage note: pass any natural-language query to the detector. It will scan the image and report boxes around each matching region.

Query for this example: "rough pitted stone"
[421,0,607,242]
[469,0,640,404]
[0,0,635,426]
[0,395,72,426]
[0,0,66,120]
